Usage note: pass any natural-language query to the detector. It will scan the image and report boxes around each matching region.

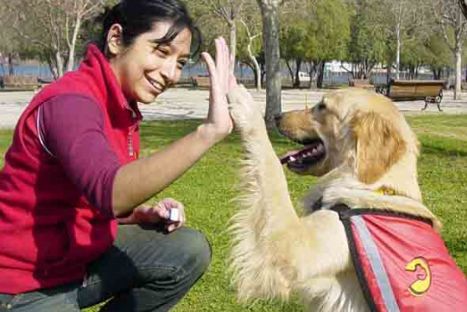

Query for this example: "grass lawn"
[0,114,465,311]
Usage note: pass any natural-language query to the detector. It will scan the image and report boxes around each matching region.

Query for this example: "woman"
[0,0,237,311]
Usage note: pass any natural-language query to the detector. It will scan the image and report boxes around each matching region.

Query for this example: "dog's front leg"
[228,86,303,301]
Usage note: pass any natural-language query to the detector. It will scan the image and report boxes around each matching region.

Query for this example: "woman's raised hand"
[200,37,237,144]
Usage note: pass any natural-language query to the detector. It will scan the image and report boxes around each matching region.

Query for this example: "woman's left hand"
[117,198,185,232]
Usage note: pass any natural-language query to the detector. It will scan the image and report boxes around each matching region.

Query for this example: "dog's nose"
[274,114,282,124]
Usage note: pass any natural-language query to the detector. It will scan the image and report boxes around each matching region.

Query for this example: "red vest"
[335,208,467,311]
[0,44,141,293]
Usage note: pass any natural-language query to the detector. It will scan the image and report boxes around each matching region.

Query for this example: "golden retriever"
[226,87,466,311]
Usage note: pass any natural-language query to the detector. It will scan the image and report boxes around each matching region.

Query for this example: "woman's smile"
[145,75,165,94]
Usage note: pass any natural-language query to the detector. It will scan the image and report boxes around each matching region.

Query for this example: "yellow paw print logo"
[405,257,431,296]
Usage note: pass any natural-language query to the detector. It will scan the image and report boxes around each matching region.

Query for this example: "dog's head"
[277,88,419,188]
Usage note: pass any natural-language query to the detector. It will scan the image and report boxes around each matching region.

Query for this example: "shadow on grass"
[421,144,467,157]
[419,134,467,157]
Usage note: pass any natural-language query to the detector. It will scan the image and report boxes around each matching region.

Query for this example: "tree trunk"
[316,61,325,89]
[66,47,76,73]
[245,34,262,91]
[454,46,462,100]
[248,63,259,89]
[364,62,376,80]
[253,61,261,91]
[358,61,366,79]
[257,0,282,131]
[56,51,64,78]
[386,63,392,84]
[396,22,401,80]
[409,66,415,80]
[362,62,367,79]
[8,53,14,75]
[308,68,313,89]
[66,16,81,72]
[293,59,302,88]
[260,63,266,85]
[49,50,64,80]
[229,21,237,65]
[248,57,262,91]
[431,67,442,80]
[46,57,59,81]
[308,61,319,89]
[285,60,294,84]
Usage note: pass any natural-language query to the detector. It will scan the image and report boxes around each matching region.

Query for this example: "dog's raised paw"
[227,85,263,132]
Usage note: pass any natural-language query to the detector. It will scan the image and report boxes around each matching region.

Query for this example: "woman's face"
[109,21,192,104]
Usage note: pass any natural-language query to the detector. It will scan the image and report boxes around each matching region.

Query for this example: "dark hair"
[98,0,201,60]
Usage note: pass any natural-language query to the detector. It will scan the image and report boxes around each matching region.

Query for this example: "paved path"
[1,88,467,129]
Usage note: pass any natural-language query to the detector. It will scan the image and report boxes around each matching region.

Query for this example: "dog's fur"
[227,87,441,311]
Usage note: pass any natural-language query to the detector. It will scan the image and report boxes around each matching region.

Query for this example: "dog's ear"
[351,112,406,184]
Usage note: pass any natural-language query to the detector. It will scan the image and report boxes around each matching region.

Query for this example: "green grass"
[0,114,465,311]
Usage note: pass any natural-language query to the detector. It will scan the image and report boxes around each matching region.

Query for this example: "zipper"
[128,126,135,158]
[126,102,139,159]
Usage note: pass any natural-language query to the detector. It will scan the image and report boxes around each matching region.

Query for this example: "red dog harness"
[333,207,467,312]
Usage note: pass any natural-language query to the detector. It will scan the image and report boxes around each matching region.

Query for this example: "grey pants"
[0,225,212,312]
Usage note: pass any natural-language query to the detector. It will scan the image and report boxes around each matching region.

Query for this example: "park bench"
[377,79,445,112]
[349,79,374,90]
[192,75,210,89]
[1,75,41,91]
[175,77,195,88]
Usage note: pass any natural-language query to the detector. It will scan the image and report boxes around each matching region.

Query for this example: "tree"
[234,2,262,77]
[257,0,283,131]
[369,0,430,80]
[199,0,247,62]
[433,0,467,99]
[422,34,453,79]
[189,0,284,128]
[344,0,388,79]
[189,0,263,89]
[391,0,410,79]
[4,0,105,79]
[460,0,467,82]
[401,38,430,79]
[238,17,263,90]
[397,2,452,80]
[279,0,315,88]
[184,0,230,67]
[303,0,350,88]
[0,5,19,75]
[280,22,308,87]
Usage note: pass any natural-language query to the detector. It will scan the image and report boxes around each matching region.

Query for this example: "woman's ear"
[351,111,406,184]
[106,24,124,56]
